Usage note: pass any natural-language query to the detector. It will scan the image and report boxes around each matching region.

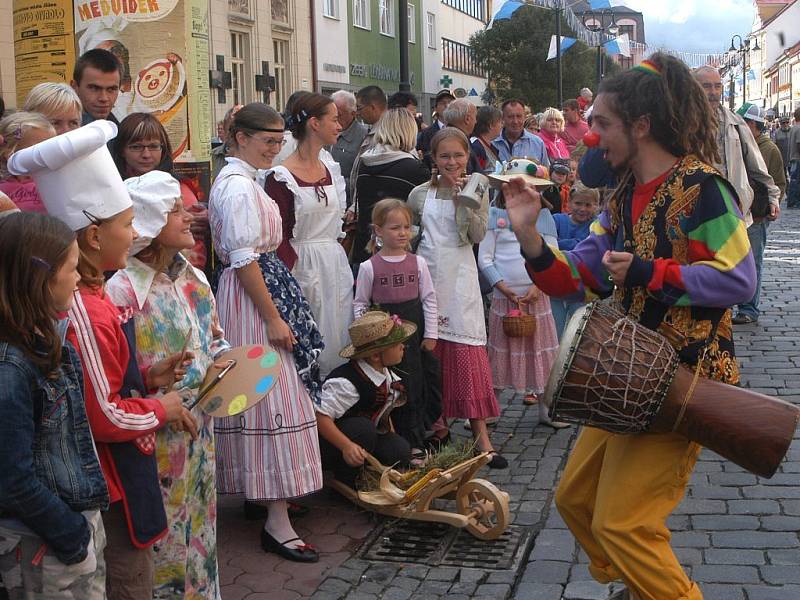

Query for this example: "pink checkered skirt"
[433,340,500,419]
[487,293,559,394]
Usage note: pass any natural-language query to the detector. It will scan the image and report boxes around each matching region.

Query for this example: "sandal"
[523,393,538,405]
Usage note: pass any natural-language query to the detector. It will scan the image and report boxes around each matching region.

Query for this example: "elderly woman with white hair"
[351,107,430,265]
[536,107,570,161]
[23,82,83,135]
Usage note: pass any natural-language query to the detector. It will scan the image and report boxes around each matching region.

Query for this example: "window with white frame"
[273,38,290,112]
[426,11,436,49]
[408,3,416,43]
[353,0,370,29]
[379,0,395,36]
[230,31,251,105]
[323,0,339,19]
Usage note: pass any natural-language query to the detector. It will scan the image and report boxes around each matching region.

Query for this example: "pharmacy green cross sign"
[440,75,453,87]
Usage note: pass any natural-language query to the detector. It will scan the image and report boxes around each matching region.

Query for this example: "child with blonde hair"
[0,112,55,213]
[353,198,439,454]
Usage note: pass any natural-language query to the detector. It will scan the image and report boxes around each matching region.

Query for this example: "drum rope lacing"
[671,345,708,433]
[553,303,678,433]
[610,317,638,409]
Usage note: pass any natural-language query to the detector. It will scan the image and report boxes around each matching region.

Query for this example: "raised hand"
[502,177,545,258]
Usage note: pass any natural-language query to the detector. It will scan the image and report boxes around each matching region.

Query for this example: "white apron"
[417,185,486,346]
[270,166,354,376]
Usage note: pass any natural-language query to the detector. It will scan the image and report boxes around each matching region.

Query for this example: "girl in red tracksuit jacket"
[65,204,196,599]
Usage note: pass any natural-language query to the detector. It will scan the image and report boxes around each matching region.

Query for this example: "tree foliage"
[470,5,620,110]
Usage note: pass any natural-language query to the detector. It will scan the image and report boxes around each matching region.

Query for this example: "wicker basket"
[502,301,537,338]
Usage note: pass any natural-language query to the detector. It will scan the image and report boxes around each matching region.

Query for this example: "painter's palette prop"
[192,345,282,417]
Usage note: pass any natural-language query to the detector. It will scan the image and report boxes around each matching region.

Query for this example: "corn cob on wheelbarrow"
[327,452,510,540]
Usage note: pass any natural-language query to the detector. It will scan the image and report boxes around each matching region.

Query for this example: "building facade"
[347,0,424,96]
[435,0,489,112]
[754,0,799,117]
[573,1,646,74]
[212,0,313,121]
[314,0,351,96]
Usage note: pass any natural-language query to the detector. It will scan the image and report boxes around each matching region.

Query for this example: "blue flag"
[547,36,578,60]
[487,0,525,28]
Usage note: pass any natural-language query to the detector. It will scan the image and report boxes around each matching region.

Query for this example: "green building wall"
[346,1,423,95]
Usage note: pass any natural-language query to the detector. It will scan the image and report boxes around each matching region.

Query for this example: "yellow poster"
[13,0,76,106]
[74,0,192,156]
[185,0,210,162]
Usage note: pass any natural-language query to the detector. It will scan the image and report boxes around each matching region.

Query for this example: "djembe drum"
[543,302,800,478]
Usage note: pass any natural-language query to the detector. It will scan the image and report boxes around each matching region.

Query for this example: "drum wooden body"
[544,303,800,478]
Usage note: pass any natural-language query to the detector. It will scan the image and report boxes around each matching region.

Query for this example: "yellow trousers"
[555,427,704,600]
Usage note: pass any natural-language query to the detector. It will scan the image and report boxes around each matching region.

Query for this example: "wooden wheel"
[455,478,510,540]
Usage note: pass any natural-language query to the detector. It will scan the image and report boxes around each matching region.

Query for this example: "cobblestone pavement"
[219,207,800,599]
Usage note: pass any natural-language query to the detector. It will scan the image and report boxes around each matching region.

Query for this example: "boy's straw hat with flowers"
[340,311,417,359]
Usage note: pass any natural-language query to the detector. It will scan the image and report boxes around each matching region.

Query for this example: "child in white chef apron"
[407,128,507,469]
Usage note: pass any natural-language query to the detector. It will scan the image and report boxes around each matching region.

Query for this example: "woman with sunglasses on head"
[266,92,354,377]
[209,102,324,563]
[111,112,209,271]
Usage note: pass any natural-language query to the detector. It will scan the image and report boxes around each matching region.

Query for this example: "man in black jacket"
[417,89,454,168]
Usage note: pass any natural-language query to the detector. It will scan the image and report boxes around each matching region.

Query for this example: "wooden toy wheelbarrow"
[327,452,510,540]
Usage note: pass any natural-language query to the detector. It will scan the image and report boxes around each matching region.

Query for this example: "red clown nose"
[583,131,600,147]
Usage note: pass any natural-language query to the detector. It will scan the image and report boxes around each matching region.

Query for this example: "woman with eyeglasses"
[111,112,209,270]
[209,103,324,563]
[266,92,354,377]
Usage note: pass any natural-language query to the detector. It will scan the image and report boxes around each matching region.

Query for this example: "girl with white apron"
[407,127,506,469]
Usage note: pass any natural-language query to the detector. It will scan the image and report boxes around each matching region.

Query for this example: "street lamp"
[728,34,760,106]
[582,8,618,90]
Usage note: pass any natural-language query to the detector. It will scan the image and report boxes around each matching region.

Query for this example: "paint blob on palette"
[197,344,283,417]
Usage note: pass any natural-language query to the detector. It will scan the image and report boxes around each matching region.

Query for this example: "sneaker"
[732,313,757,325]
[607,584,630,600]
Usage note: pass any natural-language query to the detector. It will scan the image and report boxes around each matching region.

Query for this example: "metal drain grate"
[363,520,451,563]
[362,520,530,570]
[441,526,530,570]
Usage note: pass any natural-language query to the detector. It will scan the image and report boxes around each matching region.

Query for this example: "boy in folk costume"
[316,311,414,486]
[503,54,756,600]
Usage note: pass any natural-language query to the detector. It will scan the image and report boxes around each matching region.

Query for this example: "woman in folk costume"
[209,103,324,563]
[7,121,196,599]
[265,92,354,377]
[106,171,230,598]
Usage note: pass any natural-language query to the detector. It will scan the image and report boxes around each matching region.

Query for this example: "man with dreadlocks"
[503,53,756,600]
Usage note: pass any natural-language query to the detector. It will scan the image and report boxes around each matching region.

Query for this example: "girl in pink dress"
[0,112,55,214]
[353,198,440,454]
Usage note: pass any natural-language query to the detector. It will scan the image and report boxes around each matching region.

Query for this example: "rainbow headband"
[634,60,661,76]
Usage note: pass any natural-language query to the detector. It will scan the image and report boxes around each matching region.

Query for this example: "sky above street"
[623,0,756,54]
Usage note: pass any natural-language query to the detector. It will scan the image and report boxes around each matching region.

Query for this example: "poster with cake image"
[74,0,190,155]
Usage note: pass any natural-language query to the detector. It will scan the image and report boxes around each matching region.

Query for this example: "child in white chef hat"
[105,170,230,599]
[8,120,195,598]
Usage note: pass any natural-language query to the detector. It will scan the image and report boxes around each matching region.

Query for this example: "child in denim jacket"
[0,212,109,599]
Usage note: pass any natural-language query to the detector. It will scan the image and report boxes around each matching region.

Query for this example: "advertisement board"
[13,0,76,105]
[74,0,210,161]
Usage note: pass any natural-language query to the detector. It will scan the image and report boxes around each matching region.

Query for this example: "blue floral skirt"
[215,252,324,403]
